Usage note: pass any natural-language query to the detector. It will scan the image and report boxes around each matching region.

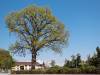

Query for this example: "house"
[12,62,45,71]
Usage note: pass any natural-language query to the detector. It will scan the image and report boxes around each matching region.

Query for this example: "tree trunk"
[31,49,37,70]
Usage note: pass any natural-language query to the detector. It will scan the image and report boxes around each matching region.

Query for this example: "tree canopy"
[64,53,81,68]
[0,49,15,70]
[87,46,100,68]
[6,5,69,69]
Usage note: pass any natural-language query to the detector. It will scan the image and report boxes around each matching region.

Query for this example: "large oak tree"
[6,6,69,69]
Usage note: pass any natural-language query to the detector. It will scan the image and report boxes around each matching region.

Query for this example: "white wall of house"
[12,65,21,71]
[24,65,31,70]
[12,65,44,71]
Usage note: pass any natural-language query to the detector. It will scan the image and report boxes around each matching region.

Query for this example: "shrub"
[80,65,96,73]
[46,65,62,74]
[96,68,100,74]
[61,67,71,73]
[70,68,81,74]
[61,67,81,74]
[11,65,98,74]
[32,69,46,74]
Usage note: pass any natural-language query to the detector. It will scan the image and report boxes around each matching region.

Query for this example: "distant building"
[12,62,45,71]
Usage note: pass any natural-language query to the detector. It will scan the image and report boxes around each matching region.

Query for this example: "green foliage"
[12,66,97,74]
[61,66,71,73]
[6,5,68,54]
[46,65,62,74]
[32,69,46,74]
[80,64,96,73]
[6,5,69,69]
[76,53,81,67]
[62,66,81,74]
[50,60,55,67]
[87,54,97,66]
[11,46,100,74]
[0,49,15,70]
[64,53,81,68]
[87,46,100,68]
[96,46,100,67]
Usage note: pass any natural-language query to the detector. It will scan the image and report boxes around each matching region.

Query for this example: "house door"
[20,66,24,70]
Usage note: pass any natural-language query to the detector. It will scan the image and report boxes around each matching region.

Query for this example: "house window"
[20,66,24,70]
[25,65,27,67]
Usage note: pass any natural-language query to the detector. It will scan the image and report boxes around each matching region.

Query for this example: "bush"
[11,65,98,74]
[61,67,71,73]
[96,68,100,74]
[32,69,46,74]
[46,65,62,74]
[61,67,81,74]
[80,65,96,73]
[70,68,81,74]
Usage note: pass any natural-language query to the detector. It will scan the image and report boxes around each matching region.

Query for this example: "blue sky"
[0,0,100,65]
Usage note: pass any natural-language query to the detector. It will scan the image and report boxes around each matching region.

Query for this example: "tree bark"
[31,49,37,70]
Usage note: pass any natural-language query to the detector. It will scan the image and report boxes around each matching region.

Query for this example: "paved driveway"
[0,73,10,75]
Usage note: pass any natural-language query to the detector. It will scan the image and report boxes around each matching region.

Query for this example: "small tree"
[5,5,69,69]
[0,49,15,71]
[71,55,76,68]
[64,59,71,68]
[50,60,56,67]
[96,46,100,68]
[76,53,81,68]
[87,46,100,68]
[64,54,81,68]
